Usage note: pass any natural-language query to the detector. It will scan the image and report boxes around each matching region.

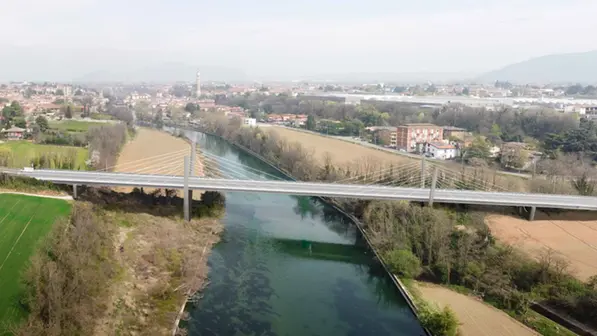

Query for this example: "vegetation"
[196,116,595,335]
[87,123,130,170]
[0,174,62,193]
[0,141,88,170]
[8,186,224,335]
[0,194,71,330]
[48,120,100,133]
[215,93,579,142]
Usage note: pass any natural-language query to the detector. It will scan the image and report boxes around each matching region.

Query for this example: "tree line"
[195,116,597,335]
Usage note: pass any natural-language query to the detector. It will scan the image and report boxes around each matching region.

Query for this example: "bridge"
[4,166,597,221]
[3,136,597,222]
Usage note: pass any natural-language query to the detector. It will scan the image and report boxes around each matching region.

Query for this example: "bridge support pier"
[72,184,78,199]
[529,206,536,221]
[183,156,190,222]
[428,167,438,207]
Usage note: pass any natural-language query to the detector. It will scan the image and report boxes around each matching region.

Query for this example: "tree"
[55,88,65,96]
[184,103,198,113]
[13,117,27,128]
[500,145,528,170]
[571,173,596,196]
[466,137,491,162]
[306,115,316,130]
[36,116,49,132]
[384,249,422,278]
[154,109,164,128]
[65,105,73,119]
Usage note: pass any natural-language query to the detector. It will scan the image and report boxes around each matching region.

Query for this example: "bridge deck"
[5,169,597,211]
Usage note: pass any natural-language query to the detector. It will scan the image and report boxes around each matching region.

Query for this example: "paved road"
[6,169,597,211]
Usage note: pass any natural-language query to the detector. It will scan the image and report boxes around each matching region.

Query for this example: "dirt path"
[115,128,204,197]
[486,212,597,281]
[0,190,72,200]
[415,282,538,336]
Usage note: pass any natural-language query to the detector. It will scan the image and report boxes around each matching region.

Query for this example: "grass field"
[0,194,72,327]
[49,120,105,133]
[0,141,88,170]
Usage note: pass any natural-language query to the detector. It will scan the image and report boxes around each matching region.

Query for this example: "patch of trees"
[12,203,118,335]
[544,119,597,157]
[217,94,579,144]
[1,101,24,128]
[197,117,597,333]
[87,124,128,170]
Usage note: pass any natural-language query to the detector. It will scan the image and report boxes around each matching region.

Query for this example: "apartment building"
[396,123,443,152]
[366,126,397,148]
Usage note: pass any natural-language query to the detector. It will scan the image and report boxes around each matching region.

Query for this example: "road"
[6,169,597,211]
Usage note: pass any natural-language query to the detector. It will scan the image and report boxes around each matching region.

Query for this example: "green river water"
[183,130,425,336]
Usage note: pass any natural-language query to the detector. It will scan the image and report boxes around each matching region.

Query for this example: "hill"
[478,50,597,84]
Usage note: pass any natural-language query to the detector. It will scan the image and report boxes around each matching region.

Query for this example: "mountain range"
[477,50,597,84]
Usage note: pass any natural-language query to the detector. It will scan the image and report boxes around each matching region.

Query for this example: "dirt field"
[268,127,527,192]
[115,128,203,196]
[486,212,597,281]
[415,282,538,336]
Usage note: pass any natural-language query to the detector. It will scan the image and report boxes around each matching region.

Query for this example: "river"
[183,130,424,336]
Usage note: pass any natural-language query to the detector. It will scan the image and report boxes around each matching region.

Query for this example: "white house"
[425,142,459,160]
[242,117,257,127]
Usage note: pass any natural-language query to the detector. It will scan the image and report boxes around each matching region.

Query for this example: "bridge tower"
[183,140,197,221]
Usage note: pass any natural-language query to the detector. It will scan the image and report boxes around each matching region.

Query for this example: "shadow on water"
[181,130,424,336]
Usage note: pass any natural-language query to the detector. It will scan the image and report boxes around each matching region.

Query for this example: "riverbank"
[2,128,225,335]
[6,185,224,336]
[193,116,593,336]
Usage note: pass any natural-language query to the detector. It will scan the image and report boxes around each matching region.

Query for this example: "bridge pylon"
[183,155,190,221]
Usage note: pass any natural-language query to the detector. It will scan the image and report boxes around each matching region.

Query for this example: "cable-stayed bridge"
[3,142,597,221]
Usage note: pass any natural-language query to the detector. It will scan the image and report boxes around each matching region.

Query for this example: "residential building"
[424,142,459,160]
[396,123,443,152]
[242,117,257,127]
[442,126,468,140]
[1,127,26,140]
[366,126,397,148]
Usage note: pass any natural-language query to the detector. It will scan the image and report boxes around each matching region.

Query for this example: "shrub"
[384,249,422,279]
[419,306,459,336]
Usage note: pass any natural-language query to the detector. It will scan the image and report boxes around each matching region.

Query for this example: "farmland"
[114,128,203,197]
[267,126,528,192]
[0,194,72,327]
[0,141,88,170]
[49,120,108,133]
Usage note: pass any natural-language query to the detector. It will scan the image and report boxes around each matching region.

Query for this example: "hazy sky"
[1,0,597,80]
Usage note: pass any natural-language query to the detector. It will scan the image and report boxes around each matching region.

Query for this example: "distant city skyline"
[1,0,596,81]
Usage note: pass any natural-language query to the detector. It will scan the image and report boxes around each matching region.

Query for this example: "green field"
[49,120,105,133]
[0,141,88,170]
[0,194,72,327]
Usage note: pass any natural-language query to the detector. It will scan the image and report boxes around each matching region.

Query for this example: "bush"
[419,306,459,336]
[384,249,422,279]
